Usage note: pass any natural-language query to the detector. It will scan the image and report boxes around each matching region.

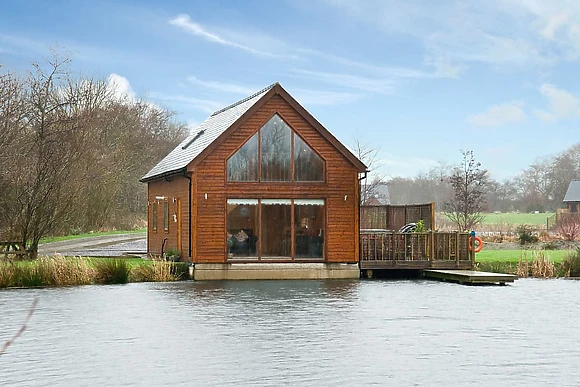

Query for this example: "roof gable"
[564,180,580,202]
[141,83,367,182]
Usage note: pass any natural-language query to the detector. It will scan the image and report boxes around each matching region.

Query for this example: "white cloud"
[467,101,527,127]
[322,0,580,69]
[149,92,223,114]
[534,83,580,122]
[186,76,256,95]
[291,69,396,94]
[291,89,361,105]
[169,14,279,58]
[107,73,136,102]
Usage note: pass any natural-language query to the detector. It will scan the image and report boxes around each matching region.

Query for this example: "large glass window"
[261,199,292,258]
[226,198,324,260]
[294,134,324,182]
[226,199,258,258]
[227,133,258,181]
[294,199,324,259]
[261,115,292,181]
[227,114,324,182]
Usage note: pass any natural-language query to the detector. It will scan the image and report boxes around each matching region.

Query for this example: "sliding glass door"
[226,199,324,261]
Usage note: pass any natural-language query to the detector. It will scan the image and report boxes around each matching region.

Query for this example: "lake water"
[1,279,579,386]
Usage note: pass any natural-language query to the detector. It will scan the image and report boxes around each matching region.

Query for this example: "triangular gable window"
[227,114,324,182]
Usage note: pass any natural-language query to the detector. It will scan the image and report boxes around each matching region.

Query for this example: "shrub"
[542,241,558,250]
[561,249,580,277]
[516,225,539,245]
[94,259,130,284]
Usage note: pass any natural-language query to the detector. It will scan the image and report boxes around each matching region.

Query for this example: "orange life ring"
[469,236,483,253]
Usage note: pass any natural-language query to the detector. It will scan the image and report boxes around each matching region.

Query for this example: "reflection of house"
[141,83,367,280]
[563,180,580,213]
[364,183,390,205]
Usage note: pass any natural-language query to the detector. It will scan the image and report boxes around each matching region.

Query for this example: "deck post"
[470,230,476,269]
[455,232,460,268]
[429,231,434,265]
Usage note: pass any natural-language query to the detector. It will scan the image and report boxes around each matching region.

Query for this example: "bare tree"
[445,150,489,231]
[351,132,384,204]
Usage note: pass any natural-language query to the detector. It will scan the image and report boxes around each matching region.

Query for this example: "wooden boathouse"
[141,83,367,280]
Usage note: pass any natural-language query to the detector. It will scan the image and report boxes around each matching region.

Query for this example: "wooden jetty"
[423,270,517,285]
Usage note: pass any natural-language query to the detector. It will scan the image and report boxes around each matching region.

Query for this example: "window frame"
[225,198,325,261]
[163,200,169,232]
[152,202,158,232]
[226,113,326,183]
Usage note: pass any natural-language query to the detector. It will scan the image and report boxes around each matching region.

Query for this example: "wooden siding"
[147,176,190,259]
[192,95,360,264]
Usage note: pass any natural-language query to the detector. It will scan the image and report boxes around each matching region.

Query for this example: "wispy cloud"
[533,83,580,122]
[169,14,280,58]
[186,76,256,95]
[322,0,580,69]
[467,101,527,127]
[291,88,361,105]
[149,92,223,114]
[291,69,396,94]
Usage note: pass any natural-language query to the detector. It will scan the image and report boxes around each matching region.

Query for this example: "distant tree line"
[0,55,187,256]
[386,144,580,213]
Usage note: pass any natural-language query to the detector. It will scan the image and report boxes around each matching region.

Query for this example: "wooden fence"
[360,203,435,231]
[359,230,473,270]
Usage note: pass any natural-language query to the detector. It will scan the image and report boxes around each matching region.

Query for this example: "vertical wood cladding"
[147,176,190,259]
[194,95,360,263]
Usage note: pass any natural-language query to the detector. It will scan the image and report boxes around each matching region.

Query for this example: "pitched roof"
[140,84,275,182]
[141,83,367,182]
[563,180,580,202]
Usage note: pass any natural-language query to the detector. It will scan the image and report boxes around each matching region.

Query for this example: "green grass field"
[480,212,554,226]
[475,249,572,264]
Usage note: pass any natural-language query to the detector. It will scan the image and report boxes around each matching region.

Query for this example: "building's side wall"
[147,176,190,260]
[193,94,360,264]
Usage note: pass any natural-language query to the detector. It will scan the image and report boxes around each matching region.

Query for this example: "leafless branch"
[0,296,38,357]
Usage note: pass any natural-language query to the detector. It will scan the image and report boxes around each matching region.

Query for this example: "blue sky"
[1,0,579,180]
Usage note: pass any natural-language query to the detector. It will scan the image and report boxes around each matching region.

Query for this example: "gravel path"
[38,233,146,257]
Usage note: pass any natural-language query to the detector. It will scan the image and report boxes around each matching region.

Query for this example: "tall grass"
[561,249,580,277]
[93,259,131,284]
[0,255,95,288]
[516,250,555,278]
[0,256,189,288]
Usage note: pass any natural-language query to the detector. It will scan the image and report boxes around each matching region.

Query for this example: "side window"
[152,203,158,231]
[164,201,169,231]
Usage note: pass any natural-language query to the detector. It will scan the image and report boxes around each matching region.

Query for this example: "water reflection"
[1,279,579,386]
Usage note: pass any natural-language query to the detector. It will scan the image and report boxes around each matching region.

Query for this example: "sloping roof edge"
[563,179,580,202]
[186,83,368,173]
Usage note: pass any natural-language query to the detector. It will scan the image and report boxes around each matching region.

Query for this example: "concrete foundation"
[193,262,360,280]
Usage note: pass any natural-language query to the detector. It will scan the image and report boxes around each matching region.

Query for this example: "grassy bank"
[0,256,189,288]
[475,248,580,278]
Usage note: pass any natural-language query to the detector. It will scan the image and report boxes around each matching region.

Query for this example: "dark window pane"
[226,199,258,259]
[294,199,324,259]
[261,115,291,181]
[163,201,169,231]
[227,133,258,181]
[152,203,157,231]
[294,134,324,182]
[261,199,291,257]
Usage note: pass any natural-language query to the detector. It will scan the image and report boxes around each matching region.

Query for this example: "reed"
[560,249,580,277]
[93,259,131,284]
[130,258,180,282]
[516,250,555,278]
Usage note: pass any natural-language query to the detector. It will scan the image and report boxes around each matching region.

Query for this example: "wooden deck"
[423,270,517,285]
[359,231,474,270]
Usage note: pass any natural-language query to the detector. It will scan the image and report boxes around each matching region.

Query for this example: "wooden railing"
[359,230,472,269]
[0,241,28,260]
